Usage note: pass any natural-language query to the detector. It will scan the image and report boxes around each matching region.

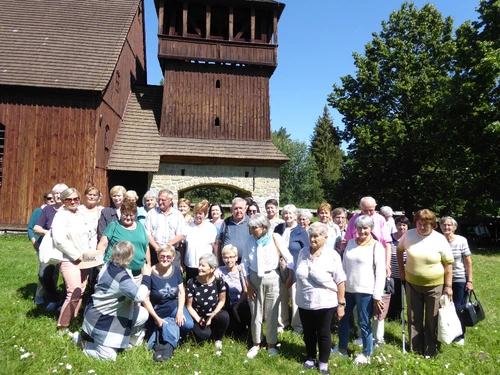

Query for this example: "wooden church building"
[0,0,288,229]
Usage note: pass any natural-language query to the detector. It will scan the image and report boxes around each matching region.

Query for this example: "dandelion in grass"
[20,352,31,359]
[66,364,72,370]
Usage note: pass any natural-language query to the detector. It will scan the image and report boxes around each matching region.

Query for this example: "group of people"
[27,187,474,372]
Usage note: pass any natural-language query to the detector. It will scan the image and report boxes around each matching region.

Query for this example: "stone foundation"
[150,163,280,208]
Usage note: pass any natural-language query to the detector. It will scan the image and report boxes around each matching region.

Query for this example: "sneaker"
[247,346,260,359]
[374,339,385,348]
[277,327,284,334]
[303,360,315,370]
[330,346,348,357]
[454,338,465,346]
[46,302,58,311]
[353,337,363,346]
[354,353,370,365]
[215,340,223,349]
[268,348,278,356]
[34,296,45,305]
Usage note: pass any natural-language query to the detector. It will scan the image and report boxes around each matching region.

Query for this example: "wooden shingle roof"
[107,85,289,172]
[0,0,141,91]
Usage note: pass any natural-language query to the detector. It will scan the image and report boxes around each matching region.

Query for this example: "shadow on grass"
[17,283,37,301]
[470,245,499,256]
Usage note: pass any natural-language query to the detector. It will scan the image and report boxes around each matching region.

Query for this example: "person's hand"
[213,269,222,278]
[336,305,345,320]
[205,313,214,327]
[75,256,82,264]
[247,284,257,301]
[284,277,293,289]
[156,317,164,327]
[232,305,241,322]
[175,310,186,327]
[466,281,473,292]
[443,285,453,297]
[386,265,392,278]
[142,263,152,276]
[237,264,243,272]
[373,299,384,315]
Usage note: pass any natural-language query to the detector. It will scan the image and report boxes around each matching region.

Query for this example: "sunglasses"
[45,196,54,201]
[65,197,81,203]
[159,255,173,260]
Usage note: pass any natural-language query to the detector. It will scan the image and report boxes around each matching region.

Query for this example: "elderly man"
[344,197,392,277]
[145,189,185,267]
[380,206,397,234]
[216,197,250,262]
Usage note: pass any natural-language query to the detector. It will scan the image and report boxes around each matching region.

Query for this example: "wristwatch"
[338,301,346,307]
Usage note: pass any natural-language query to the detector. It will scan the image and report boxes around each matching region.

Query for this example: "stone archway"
[149,162,280,209]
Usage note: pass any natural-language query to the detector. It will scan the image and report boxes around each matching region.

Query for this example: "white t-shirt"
[184,221,217,268]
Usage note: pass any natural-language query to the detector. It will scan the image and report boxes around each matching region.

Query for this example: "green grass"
[1,234,499,374]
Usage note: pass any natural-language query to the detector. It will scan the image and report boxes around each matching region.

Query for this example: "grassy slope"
[0,235,499,375]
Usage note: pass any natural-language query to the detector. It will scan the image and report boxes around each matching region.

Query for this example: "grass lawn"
[0,234,499,374]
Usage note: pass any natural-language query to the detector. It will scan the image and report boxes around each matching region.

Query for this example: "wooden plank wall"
[160,62,271,141]
[0,90,105,226]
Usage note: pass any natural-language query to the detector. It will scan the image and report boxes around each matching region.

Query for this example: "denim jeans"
[339,292,374,356]
[452,281,467,339]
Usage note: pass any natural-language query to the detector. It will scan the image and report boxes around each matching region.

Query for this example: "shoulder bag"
[272,233,288,283]
[457,290,485,327]
[38,229,64,264]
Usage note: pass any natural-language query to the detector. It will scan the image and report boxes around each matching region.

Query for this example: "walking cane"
[401,280,406,354]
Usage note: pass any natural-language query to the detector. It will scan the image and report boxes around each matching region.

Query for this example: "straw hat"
[78,250,104,269]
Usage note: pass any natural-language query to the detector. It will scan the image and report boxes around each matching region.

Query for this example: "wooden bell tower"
[155,0,285,141]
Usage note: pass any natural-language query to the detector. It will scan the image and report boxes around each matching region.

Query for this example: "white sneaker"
[455,338,465,346]
[247,346,260,359]
[215,340,223,349]
[353,337,363,347]
[277,327,284,334]
[268,348,278,357]
[354,353,370,365]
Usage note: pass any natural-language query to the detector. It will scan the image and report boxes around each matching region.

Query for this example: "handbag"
[457,290,485,327]
[272,234,288,283]
[437,294,463,344]
[38,229,64,264]
[153,326,174,362]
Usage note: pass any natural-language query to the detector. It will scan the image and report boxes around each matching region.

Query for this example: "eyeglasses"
[223,255,237,260]
[45,196,54,201]
[248,210,257,214]
[65,197,80,203]
[159,255,173,260]
[122,213,135,218]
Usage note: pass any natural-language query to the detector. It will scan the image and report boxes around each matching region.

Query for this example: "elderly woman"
[178,198,193,225]
[298,209,313,232]
[296,223,346,374]
[208,203,225,233]
[34,183,68,310]
[338,215,385,365]
[387,216,410,321]
[183,200,218,281]
[80,241,152,360]
[97,200,149,285]
[143,245,194,348]
[219,245,251,335]
[397,209,454,356]
[317,203,341,254]
[274,204,309,334]
[51,188,91,333]
[79,186,103,251]
[186,254,229,348]
[440,216,473,346]
[98,185,126,240]
[242,213,294,358]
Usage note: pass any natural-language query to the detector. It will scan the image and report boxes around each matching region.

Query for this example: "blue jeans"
[452,282,467,339]
[339,292,374,356]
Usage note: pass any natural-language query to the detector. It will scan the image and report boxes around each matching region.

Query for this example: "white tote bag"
[38,229,64,264]
[437,294,463,344]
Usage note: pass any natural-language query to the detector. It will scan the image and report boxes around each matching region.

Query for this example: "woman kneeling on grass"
[79,241,151,361]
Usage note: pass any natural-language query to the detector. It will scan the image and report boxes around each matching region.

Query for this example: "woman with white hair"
[337,215,385,365]
[274,204,309,334]
[242,213,294,358]
[298,209,313,232]
[80,241,152,361]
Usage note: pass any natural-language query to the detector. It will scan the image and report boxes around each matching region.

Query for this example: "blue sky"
[144,0,480,144]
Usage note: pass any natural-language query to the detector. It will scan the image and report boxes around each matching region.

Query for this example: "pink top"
[345,212,392,246]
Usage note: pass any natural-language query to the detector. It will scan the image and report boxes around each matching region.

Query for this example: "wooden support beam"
[206,4,211,39]
[158,0,164,35]
[183,2,188,37]
[169,12,176,35]
[251,8,255,42]
[273,9,278,45]
[229,7,234,41]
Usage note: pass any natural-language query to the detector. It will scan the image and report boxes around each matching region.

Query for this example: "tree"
[272,127,323,206]
[328,2,458,216]
[309,106,344,202]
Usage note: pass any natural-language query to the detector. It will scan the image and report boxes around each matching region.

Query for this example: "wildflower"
[215,351,222,357]
[19,347,25,352]
[20,352,31,359]
[194,353,199,358]
[53,370,58,373]
[66,364,72,370]
[445,364,450,369]
[59,363,64,366]
[88,371,95,374]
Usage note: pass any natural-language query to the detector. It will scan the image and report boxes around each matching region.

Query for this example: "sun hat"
[78,250,104,269]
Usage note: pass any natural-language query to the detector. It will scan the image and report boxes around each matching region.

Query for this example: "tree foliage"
[327,2,488,217]
[309,106,344,202]
[272,127,323,207]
